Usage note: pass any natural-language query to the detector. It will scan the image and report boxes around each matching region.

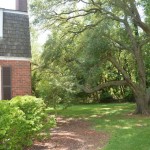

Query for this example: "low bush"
[0,96,56,150]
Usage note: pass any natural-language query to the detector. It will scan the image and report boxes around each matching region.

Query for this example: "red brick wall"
[0,60,31,98]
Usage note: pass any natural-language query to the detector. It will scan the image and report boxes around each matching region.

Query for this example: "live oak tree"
[31,0,150,114]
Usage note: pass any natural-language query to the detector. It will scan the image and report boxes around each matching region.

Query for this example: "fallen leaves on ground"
[27,117,109,150]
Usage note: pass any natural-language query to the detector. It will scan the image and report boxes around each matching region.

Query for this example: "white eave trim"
[0,9,3,38]
[3,9,28,15]
[0,56,31,61]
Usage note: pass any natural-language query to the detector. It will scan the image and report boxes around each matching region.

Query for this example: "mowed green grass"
[56,103,150,150]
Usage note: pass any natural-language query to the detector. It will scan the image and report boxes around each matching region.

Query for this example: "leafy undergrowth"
[0,96,56,150]
[55,103,150,150]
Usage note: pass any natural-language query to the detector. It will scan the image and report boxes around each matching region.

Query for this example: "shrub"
[0,96,56,150]
[100,90,114,103]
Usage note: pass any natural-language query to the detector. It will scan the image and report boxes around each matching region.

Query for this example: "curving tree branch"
[81,80,127,93]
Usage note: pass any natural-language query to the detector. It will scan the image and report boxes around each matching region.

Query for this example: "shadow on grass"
[56,103,150,150]
[57,103,135,118]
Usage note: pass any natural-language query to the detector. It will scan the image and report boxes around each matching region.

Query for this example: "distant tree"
[30,27,42,97]
[31,31,77,108]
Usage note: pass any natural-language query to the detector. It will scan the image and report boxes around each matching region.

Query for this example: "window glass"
[2,67,12,100]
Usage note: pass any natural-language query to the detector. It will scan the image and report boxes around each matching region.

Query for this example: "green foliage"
[141,0,150,23]
[100,89,114,103]
[36,72,75,109]
[30,0,150,114]
[0,96,56,150]
[31,32,78,108]
[0,101,25,150]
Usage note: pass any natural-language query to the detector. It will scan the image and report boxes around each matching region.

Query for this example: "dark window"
[2,66,12,100]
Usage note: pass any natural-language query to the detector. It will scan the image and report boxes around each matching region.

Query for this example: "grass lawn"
[55,103,150,150]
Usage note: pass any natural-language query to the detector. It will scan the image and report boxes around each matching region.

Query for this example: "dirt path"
[28,117,109,150]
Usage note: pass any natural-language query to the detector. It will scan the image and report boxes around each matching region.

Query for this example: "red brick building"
[0,0,31,99]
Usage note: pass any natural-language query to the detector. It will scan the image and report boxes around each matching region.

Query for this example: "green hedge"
[0,96,56,150]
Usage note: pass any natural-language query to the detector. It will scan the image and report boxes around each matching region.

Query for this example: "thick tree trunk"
[134,90,150,115]
[134,99,149,115]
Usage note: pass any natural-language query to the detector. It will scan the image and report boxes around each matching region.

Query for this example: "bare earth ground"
[28,117,109,150]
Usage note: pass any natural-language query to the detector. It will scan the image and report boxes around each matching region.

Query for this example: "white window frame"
[0,9,3,38]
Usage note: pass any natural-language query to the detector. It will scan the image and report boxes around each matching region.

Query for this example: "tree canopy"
[30,0,150,114]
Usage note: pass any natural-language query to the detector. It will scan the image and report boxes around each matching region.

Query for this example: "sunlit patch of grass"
[55,103,150,150]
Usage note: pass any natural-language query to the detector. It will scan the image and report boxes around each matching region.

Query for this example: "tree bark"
[133,86,150,115]
[134,97,149,115]
[81,80,127,93]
